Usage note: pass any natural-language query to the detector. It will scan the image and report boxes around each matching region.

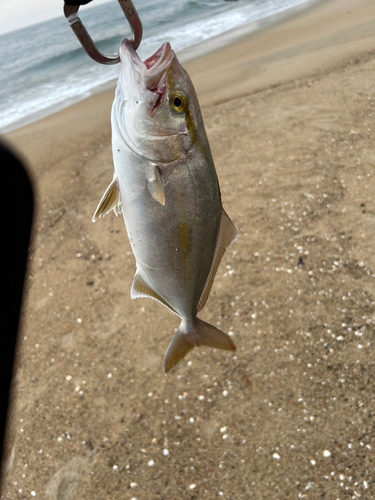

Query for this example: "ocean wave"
[0,0,315,132]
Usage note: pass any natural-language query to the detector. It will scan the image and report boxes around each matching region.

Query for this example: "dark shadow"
[1,140,34,489]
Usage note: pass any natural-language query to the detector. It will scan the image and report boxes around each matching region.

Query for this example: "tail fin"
[163,318,236,373]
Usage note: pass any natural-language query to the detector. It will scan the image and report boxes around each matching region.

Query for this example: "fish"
[93,39,238,373]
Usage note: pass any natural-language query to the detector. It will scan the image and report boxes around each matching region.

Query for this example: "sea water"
[0,0,316,133]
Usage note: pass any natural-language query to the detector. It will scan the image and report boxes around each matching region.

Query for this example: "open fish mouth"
[143,42,173,72]
[120,39,174,89]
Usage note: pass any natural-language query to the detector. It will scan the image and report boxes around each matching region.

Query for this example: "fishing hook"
[64,0,143,65]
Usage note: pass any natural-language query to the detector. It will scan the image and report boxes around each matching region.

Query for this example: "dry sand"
[2,0,375,498]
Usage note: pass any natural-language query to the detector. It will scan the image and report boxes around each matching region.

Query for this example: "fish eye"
[170,91,188,113]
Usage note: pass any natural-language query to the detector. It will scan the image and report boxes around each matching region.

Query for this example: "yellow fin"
[131,272,178,315]
[147,165,165,206]
[197,209,238,312]
[92,178,121,222]
[163,318,236,373]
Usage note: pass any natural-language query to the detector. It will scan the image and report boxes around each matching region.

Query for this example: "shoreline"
[6,0,374,155]
[178,0,324,64]
[2,0,323,135]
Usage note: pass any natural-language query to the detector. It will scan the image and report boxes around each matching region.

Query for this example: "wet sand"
[2,0,375,498]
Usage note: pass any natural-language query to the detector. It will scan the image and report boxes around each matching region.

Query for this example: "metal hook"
[64,0,143,65]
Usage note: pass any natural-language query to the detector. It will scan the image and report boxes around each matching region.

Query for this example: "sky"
[0,0,111,35]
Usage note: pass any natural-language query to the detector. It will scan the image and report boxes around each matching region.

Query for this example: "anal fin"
[92,177,121,222]
[197,209,238,311]
[131,272,178,315]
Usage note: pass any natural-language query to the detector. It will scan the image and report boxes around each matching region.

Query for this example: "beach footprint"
[45,457,91,500]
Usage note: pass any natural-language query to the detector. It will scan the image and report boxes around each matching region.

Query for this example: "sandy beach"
[2,0,375,498]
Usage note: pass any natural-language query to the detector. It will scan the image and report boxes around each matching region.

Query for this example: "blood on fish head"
[115,39,205,163]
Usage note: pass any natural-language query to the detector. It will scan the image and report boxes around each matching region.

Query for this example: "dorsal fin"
[131,271,178,316]
[92,177,121,222]
[197,209,238,312]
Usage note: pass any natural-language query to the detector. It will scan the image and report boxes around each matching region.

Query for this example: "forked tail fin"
[163,318,236,373]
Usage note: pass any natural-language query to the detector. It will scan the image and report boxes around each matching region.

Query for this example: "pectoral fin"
[197,209,238,311]
[92,177,121,222]
[147,165,165,206]
[131,272,177,315]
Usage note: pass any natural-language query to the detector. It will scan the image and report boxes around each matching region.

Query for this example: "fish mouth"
[144,42,173,72]
[120,39,174,90]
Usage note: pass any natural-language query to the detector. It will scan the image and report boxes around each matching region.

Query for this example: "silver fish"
[93,39,238,373]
